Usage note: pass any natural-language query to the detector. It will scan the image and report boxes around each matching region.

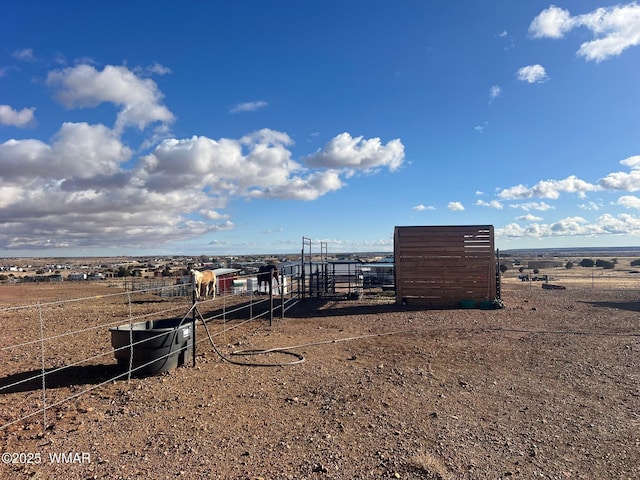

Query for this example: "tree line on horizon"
[499,257,640,273]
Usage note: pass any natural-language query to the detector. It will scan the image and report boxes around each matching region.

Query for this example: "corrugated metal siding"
[394,225,496,307]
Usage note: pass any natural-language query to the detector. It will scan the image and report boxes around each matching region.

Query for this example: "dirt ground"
[0,280,639,479]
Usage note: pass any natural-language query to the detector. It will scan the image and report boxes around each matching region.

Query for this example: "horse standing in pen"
[256,264,279,295]
[190,269,216,300]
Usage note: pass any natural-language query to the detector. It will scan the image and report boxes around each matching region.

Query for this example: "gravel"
[1,281,639,479]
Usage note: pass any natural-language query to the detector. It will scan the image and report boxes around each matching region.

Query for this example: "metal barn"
[394,225,497,307]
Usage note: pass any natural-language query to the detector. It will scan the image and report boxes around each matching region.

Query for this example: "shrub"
[595,259,615,269]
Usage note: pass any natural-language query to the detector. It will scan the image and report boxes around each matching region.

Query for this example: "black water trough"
[110,318,193,376]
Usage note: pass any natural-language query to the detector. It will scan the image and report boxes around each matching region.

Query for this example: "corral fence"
[0,270,300,435]
[122,276,192,297]
[296,237,395,300]
[3,248,639,434]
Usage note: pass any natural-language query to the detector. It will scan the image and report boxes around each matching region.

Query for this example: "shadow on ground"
[283,297,451,319]
[580,299,640,313]
[0,364,125,394]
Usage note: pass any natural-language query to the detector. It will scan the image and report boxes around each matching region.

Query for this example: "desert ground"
[0,271,639,479]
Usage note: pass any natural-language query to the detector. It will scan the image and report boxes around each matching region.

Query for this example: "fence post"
[38,303,47,434]
[192,287,197,367]
[301,248,305,301]
[269,277,273,327]
[127,292,133,380]
[280,270,285,320]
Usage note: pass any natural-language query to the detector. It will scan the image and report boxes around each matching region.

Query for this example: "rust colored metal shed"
[394,225,497,307]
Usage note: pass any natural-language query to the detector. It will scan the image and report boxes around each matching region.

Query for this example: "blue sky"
[2,1,640,256]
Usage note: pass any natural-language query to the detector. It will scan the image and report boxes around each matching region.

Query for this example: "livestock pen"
[0,271,301,435]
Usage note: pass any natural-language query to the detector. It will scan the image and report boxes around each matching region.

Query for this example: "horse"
[190,269,216,299]
[256,264,279,294]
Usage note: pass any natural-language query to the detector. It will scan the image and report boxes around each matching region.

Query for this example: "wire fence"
[3,266,636,434]
[0,273,299,435]
[502,268,640,292]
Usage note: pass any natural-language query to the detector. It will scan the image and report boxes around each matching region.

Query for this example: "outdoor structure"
[394,225,497,307]
[527,260,563,269]
[214,268,241,295]
[361,262,394,289]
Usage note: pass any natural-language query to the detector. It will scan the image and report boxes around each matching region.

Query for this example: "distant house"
[68,273,87,281]
[527,260,563,269]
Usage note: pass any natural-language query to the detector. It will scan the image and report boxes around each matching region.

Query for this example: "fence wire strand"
[38,302,47,432]
[0,275,298,433]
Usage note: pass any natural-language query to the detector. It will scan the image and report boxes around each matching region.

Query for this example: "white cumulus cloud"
[498,175,599,200]
[413,204,435,211]
[517,64,549,83]
[529,6,574,39]
[599,155,640,191]
[0,60,406,252]
[529,3,640,62]
[508,201,555,212]
[497,213,640,241]
[616,195,640,209]
[249,170,345,201]
[304,132,405,173]
[0,105,36,127]
[140,128,399,202]
[0,122,404,250]
[578,201,603,211]
[199,209,231,220]
[515,214,543,222]
[476,199,503,209]
[46,64,174,132]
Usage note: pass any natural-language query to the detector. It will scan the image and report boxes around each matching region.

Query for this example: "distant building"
[527,260,563,269]
[68,273,87,281]
[214,268,240,294]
